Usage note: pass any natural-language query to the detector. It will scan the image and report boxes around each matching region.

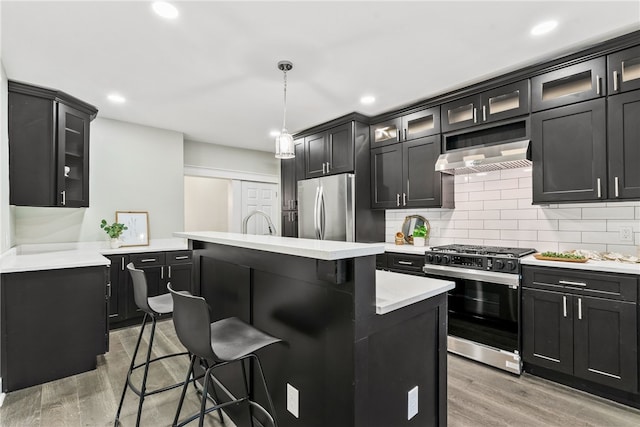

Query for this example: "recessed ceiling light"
[530,20,558,36]
[360,95,376,105]
[269,130,281,137]
[107,93,126,104]
[152,2,179,20]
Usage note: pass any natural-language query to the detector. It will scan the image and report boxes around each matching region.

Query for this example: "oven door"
[423,266,519,353]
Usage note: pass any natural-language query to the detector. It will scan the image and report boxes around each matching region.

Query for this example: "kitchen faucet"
[241,210,276,235]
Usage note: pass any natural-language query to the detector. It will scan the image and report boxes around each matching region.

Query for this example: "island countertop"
[376,270,454,315]
[175,231,385,260]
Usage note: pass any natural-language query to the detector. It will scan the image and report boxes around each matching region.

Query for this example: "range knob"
[426,254,434,263]
[495,259,505,270]
[442,255,450,265]
[506,260,516,271]
[434,254,442,264]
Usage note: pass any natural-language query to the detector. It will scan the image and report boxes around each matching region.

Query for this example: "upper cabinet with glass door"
[370,106,440,147]
[608,44,640,94]
[531,57,606,112]
[441,80,530,132]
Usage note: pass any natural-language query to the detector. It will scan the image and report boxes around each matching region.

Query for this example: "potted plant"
[100,219,128,248]
[412,224,429,246]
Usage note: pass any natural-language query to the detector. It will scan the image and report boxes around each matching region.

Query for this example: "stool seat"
[210,317,281,361]
[148,293,173,315]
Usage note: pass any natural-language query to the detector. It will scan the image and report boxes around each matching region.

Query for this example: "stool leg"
[198,366,214,427]
[205,367,225,424]
[115,313,148,426]
[251,354,278,427]
[240,361,254,427]
[135,315,157,427]
[173,354,196,427]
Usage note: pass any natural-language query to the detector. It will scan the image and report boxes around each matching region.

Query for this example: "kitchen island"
[175,231,453,427]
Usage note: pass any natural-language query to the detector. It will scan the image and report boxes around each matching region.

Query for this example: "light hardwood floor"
[1,319,640,426]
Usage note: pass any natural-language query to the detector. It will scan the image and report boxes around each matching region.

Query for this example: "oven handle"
[422,265,519,287]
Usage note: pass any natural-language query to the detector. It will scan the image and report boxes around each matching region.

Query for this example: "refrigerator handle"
[314,185,321,239]
[319,185,326,240]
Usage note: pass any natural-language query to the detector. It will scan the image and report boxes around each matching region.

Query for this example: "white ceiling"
[2,1,639,153]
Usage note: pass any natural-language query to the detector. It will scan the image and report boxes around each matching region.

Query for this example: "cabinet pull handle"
[168,265,172,278]
[396,129,401,142]
[596,75,601,95]
[396,193,400,207]
[398,261,414,265]
[121,257,125,270]
[615,176,620,198]
[326,162,330,173]
[562,296,567,318]
[161,266,164,279]
[403,129,407,140]
[61,190,66,206]
[482,105,487,121]
[322,163,326,174]
[473,107,477,123]
[613,70,619,92]
[140,258,157,263]
[107,282,112,298]
[597,178,602,198]
[559,280,587,287]
[175,256,189,260]
[403,192,407,206]
[578,297,582,320]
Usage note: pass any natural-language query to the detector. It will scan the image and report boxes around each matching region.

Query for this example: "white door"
[240,181,279,235]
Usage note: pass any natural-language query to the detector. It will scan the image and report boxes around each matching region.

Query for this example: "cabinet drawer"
[522,266,638,302]
[387,253,425,274]
[166,250,192,264]
[376,253,387,269]
[129,252,166,267]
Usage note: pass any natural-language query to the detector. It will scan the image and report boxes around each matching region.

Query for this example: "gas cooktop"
[428,244,536,258]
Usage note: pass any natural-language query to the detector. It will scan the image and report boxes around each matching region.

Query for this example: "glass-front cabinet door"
[480,80,530,124]
[609,44,640,94]
[442,94,481,132]
[370,117,402,147]
[403,107,440,140]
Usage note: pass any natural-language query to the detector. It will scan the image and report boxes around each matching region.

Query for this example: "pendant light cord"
[282,69,288,131]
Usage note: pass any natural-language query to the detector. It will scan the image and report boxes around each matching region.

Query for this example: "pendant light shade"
[275,60,295,159]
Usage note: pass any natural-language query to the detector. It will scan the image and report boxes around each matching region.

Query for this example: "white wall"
[0,60,15,253]
[386,167,640,256]
[184,176,230,232]
[14,118,185,244]
[184,139,279,178]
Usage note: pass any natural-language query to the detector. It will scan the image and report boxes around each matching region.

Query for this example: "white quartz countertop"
[175,231,385,260]
[521,255,640,275]
[384,243,431,255]
[0,238,188,273]
[375,270,454,315]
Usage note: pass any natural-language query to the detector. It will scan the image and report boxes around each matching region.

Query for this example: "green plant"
[412,224,429,238]
[100,219,128,239]
[541,251,585,260]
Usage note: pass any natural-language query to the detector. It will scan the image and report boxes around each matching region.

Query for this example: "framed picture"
[116,211,149,247]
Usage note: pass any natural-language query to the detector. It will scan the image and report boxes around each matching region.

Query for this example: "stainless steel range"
[422,244,536,374]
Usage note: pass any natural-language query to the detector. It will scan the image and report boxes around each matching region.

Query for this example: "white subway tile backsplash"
[539,208,581,220]
[501,209,537,220]
[383,169,640,251]
[484,220,518,230]
[582,206,636,220]
[484,200,518,210]
[538,231,581,242]
[484,179,519,191]
[518,219,559,231]
[469,190,501,201]
[559,220,606,231]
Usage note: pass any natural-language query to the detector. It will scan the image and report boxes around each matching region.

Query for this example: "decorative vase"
[413,237,426,246]
[110,238,122,249]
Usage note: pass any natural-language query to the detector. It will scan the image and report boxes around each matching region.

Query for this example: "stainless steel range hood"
[435,139,531,175]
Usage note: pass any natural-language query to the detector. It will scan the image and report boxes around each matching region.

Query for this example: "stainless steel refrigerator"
[297,173,355,241]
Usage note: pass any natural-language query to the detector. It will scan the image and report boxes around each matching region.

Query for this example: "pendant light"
[275,60,295,159]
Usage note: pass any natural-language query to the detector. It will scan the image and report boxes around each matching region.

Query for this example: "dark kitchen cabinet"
[281,210,298,238]
[608,89,640,199]
[129,252,165,301]
[370,106,440,147]
[280,139,304,210]
[531,58,606,112]
[106,254,129,325]
[304,122,354,178]
[608,44,640,94]
[442,80,529,132]
[532,98,606,203]
[8,81,97,207]
[165,250,193,293]
[371,135,453,209]
[522,266,638,394]
[386,252,426,276]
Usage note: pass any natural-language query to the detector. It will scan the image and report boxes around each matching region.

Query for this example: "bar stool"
[114,263,190,427]
[168,283,282,427]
